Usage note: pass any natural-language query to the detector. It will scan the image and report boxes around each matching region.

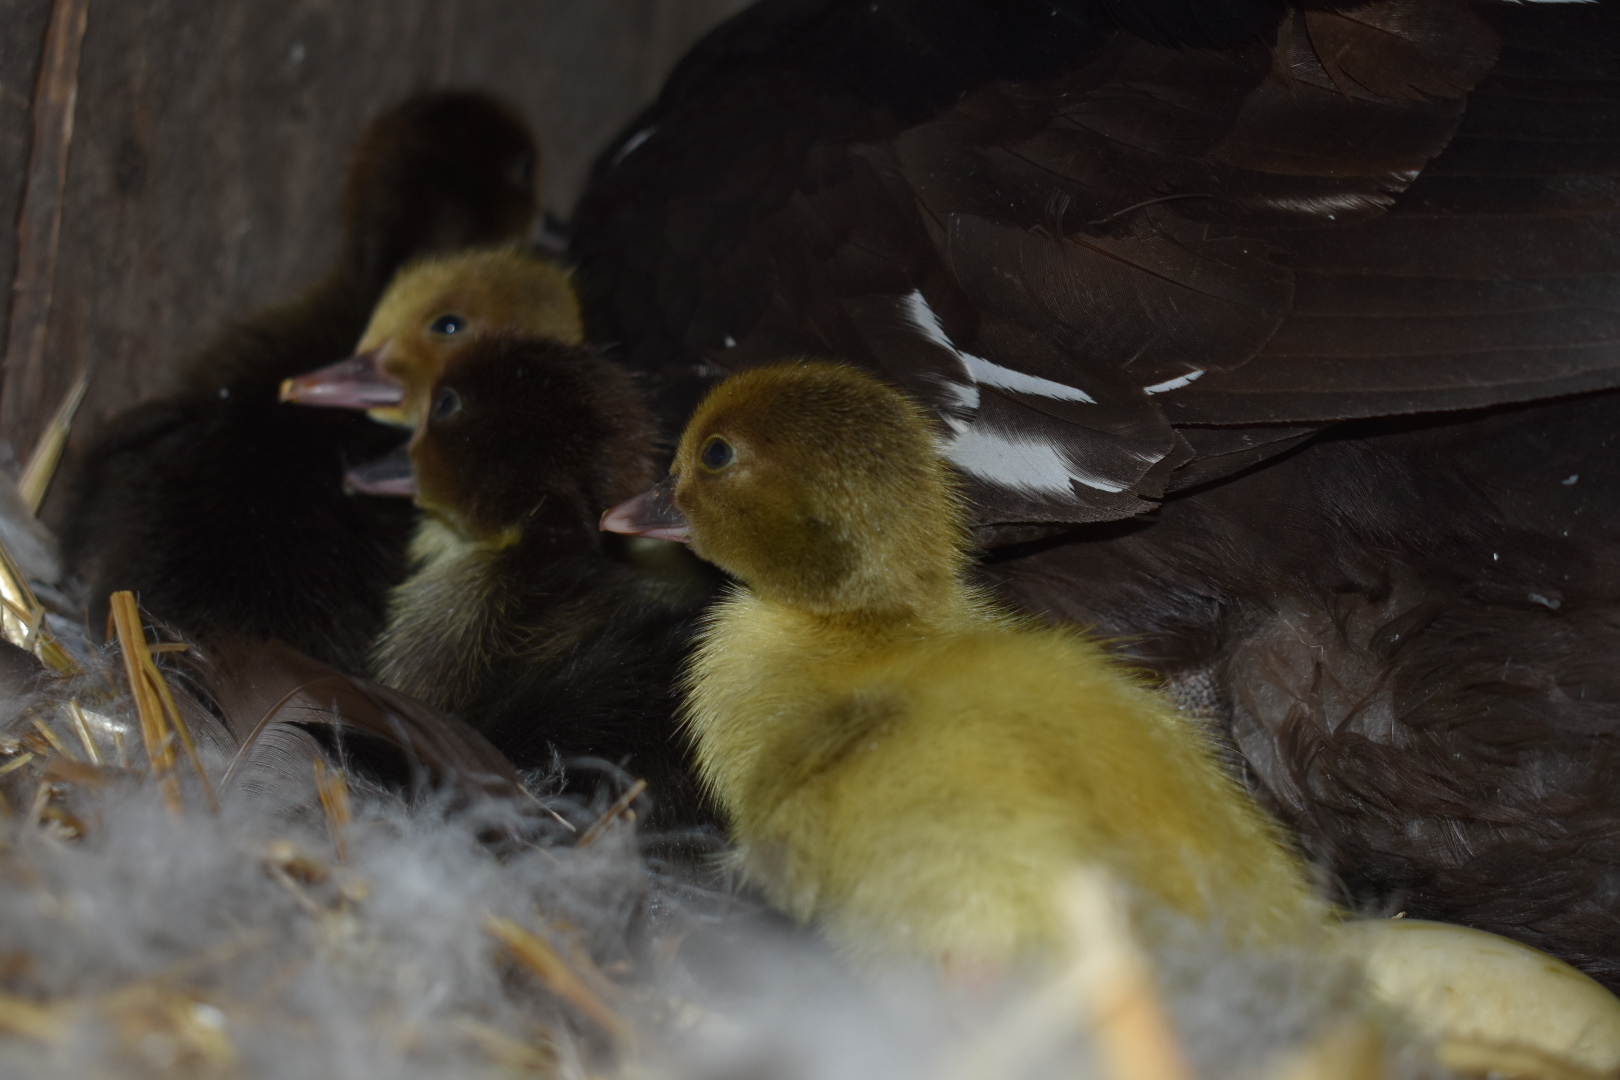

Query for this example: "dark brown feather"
[203,636,524,804]
[983,389,1620,986]
[570,0,1620,981]
[573,0,1615,523]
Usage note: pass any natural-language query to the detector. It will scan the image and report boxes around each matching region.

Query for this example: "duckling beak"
[344,444,416,498]
[600,477,690,543]
[280,350,405,412]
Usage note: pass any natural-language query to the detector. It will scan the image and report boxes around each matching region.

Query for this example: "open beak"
[600,477,690,543]
[281,350,404,412]
[344,444,416,498]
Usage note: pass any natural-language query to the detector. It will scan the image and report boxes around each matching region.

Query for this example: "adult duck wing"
[573,0,1618,523]
[1166,1,1620,430]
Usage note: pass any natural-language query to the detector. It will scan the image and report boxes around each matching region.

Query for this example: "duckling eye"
[429,314,466,336]
[431,387,462,421]
[700,436,734,471]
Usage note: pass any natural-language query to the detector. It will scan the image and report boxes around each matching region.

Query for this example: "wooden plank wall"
[0,0,749,522]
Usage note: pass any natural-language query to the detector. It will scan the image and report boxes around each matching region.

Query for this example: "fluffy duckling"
[602,362,1317,960]
[62,93,539,672]
[280,246,582,429]
[368,336,715,829]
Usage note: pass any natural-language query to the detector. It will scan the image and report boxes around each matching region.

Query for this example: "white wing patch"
[899,291,1097,404]
[966,355,1098,403]
[1143,369,1205,394]
[611,126,656,167]
[946,423,1129,495]
[897,290,1132,496]
[932,376,980,419]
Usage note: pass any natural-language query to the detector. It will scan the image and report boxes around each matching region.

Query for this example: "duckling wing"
[573,0,1620,523]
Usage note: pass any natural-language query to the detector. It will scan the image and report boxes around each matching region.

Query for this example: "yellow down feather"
[668,361,1319,962]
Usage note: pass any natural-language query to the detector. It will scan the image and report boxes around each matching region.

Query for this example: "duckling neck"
[794,582,980,638]
[749,549,978,631]
[683,576,992,820]
[712,572,992,689]
[370,513,620,718]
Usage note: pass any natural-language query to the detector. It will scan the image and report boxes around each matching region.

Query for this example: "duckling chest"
[684,608,940,824]
[686,608,1212,838]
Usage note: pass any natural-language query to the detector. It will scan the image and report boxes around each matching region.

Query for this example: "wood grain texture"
[0,0,64,455]
[1,0,89,452]
[0,0,748,518]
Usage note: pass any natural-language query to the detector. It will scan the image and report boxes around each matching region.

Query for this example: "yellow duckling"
[602,361,1318,962]
[280,245,582,427]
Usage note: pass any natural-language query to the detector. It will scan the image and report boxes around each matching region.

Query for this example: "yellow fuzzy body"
[653,362,1320,963]
[687,589,1316,960]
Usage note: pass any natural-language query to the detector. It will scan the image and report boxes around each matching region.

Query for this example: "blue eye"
[701,436,734,470]
[429,314,466,336]
[431,387,462,421]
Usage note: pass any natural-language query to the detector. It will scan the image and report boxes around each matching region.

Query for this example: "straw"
[577,779,647,848]
[67,699,103,764]
[108,590,226,813]
[313,759,353,862]
[17,369,89,514]
[485,915,632,1045]
[0,531,74,673]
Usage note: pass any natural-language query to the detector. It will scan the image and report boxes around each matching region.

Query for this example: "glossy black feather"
[61,92,539,672]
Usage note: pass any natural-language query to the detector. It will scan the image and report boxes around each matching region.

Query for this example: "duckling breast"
[686,601,1316,960]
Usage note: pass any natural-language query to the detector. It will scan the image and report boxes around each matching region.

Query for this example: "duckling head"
[340,92,539,289]
[282,247,583,427]
[605,362,969,619]
[404,336,657,546]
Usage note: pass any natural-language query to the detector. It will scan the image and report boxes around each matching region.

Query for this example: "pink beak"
[281,350,404,410]
[600,477,690,543]
[344,444,416,498]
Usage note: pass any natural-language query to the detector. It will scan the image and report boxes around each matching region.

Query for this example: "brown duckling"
[603,361,1318,961]
[366,336,716,830]
[62,92,539,672]
[280,246,582,430]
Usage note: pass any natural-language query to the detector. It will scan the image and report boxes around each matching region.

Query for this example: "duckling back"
[686,590,1317,959]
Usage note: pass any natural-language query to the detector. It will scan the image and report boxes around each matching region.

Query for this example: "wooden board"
[0,0,748,519]
[0,0,58,476]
